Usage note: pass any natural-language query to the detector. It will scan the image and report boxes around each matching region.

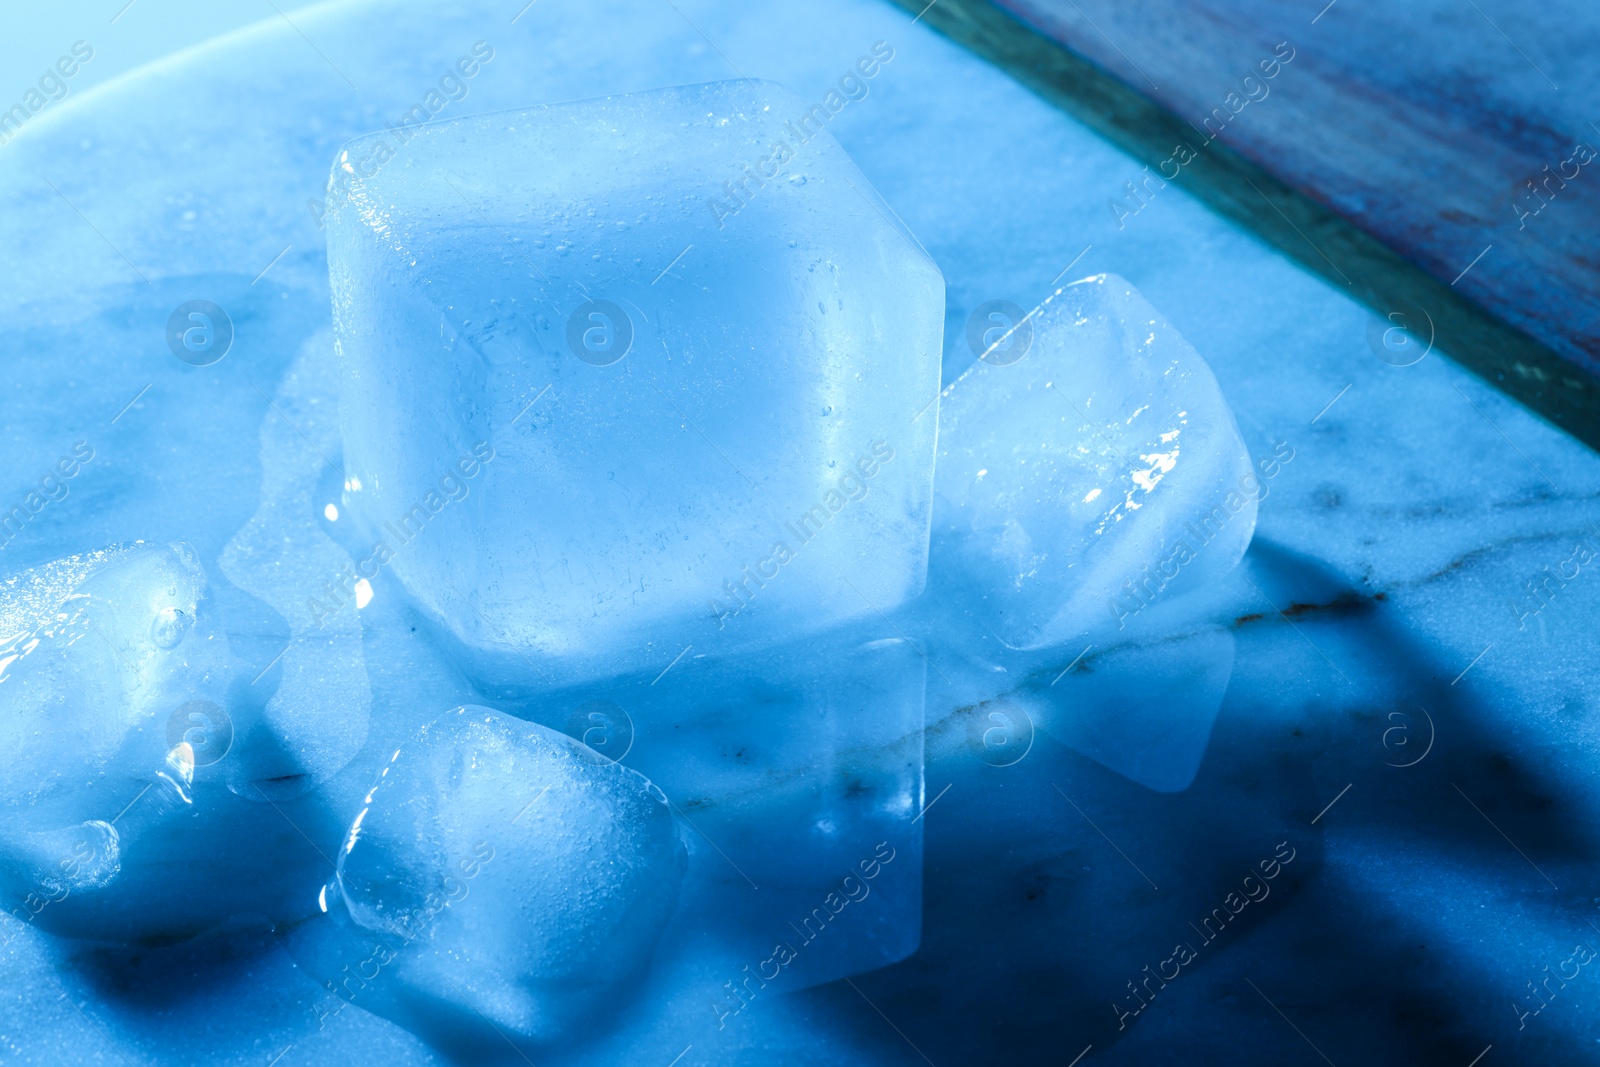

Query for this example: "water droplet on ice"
[149,607,190,650]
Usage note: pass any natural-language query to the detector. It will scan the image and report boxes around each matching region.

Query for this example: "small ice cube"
[934,274,1257,648]
[293,706,686,1056]
[0,542,244,941]
[0,543,224,820]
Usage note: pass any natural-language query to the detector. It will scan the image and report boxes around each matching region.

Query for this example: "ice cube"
[0,542,251,941]
[933,274,1257,649]
[325,80,944,692]
[290,705,686,1057]
[0,543,225,823]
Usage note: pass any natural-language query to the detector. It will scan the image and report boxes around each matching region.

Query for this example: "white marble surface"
[0,0,1597,1063]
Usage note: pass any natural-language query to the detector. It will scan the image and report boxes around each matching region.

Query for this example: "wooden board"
[991,0,1600,370]
[893,0,1600,447]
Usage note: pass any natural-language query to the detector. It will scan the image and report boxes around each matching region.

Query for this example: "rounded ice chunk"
[300,705,686,1056]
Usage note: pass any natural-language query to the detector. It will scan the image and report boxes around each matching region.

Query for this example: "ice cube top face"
[327,81,944,689]
[935,275,1256,650]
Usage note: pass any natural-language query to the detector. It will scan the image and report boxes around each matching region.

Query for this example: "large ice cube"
[933,274,1257,649]
[326,80,943,692]
[290,705,685,1057]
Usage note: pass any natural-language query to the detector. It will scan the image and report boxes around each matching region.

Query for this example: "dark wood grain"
[887,0,1600,449]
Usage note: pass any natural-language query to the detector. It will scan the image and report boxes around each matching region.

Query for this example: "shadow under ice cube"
[326,80,944,691]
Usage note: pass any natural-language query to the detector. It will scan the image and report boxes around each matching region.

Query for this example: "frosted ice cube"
[293,705,685,1056]
[933,274,1257,649]
[326,80,943,692]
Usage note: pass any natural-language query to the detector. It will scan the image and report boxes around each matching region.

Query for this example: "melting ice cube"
[325,80,944,692]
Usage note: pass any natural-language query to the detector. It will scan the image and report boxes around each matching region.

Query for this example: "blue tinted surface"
[0,1,1597,1065]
